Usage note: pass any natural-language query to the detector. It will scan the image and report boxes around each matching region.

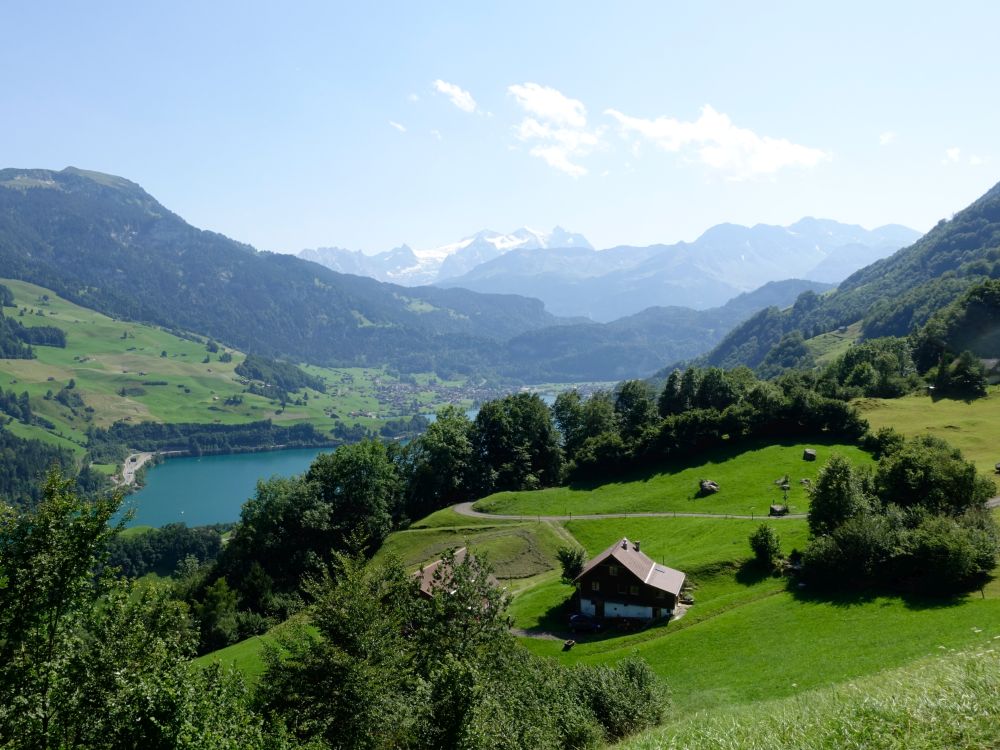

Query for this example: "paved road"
[455,496,1000,522]
[452,501,807,522]
[119,452,154,486]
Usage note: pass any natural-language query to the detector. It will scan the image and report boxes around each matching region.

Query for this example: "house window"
[591,581,600,592]
[608,565,619,576]
[629,585,639,596]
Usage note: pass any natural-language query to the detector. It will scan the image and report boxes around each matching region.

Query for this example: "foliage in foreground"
[619,643,1000,750]
[0,471,268,749]
[257,550,669,750]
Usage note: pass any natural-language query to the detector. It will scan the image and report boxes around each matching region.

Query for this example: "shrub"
[557,546,586,582]
[748,524,781,566]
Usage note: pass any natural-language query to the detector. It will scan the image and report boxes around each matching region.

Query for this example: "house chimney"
[621,539,628,550]
[634,540,641,552]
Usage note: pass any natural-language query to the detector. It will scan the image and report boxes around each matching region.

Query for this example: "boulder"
[803,449,817,461]
[698,479,720,496]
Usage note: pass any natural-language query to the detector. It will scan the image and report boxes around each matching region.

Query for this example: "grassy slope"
[619,642,1000,750]
[474,439,874,517]
[857,385,1000,476]
[803,320,862,366]
[0,279,465,460]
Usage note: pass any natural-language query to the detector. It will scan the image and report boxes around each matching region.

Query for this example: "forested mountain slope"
[0,168,563,375]
[505,279,832,381]
[699,179,1000,370]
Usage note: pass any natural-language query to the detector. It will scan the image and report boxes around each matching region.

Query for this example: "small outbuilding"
[803,449,817,461]
[574,538,685,620]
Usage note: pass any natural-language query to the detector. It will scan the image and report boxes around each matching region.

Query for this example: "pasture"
[473,439,874,518]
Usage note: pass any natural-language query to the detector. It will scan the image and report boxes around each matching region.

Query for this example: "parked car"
[568,613,602,633]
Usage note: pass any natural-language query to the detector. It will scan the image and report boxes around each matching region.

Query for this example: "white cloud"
[430,129,443,142]
[605,105,829,179]
[942,147,962,164]
[407,93,420,102]
[879,131,897,146]
[970,154,986,166]
[508,82,587,128]
[389,121,407,133]
[508,83,601,177]
[433,79,477,113]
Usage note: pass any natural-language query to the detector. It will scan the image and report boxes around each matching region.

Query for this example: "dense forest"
[86,419,334,456]
[0,426,76,507]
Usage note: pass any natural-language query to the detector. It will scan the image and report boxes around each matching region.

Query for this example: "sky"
[3,1,999,255]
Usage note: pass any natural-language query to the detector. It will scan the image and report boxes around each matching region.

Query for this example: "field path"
[456,495,1000,522]
[452,502,806,522]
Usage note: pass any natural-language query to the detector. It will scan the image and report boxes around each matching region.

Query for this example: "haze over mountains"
[300,221,919,321]
[9,165,995,386]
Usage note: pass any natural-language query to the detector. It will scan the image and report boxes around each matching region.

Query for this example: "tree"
[807,454,870,536]
[748,524,781,566]
[947,350,988,399]
[306,438,401,552]
[614,380,656,444]
[406,405,475,518]
[657,370,683,417]
[472,393,562,493]
[557,546,586,583]
[0,471,267,749]
[876,435,995,515]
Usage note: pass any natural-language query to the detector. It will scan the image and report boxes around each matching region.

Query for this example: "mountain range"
[687,179,1000,374]
[0,167,852,382]
[302,221,919,321]
[6,166,995,386]
[298,227,592,287]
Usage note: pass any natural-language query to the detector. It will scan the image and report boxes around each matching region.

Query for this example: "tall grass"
[620,640,1000,750]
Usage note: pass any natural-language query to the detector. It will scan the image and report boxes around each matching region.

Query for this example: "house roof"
[415,547,468,597]
[574,538,685,595]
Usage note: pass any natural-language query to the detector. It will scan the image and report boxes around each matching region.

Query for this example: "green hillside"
[473,439,874,518]
[620,641,1000,750]
[0,278,467,466]
[0,168,560,376]
[697,179,1000,372]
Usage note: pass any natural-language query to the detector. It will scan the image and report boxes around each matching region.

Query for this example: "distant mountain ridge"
[298,226,592,286]
[0,167,566,376]
[437,219,920,321]
[689,178,1000,373]
[301,219,919,322]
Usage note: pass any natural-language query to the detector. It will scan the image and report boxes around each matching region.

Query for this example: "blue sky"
[3,1,999,254]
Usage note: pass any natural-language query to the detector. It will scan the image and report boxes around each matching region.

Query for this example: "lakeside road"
[454,496,1000,522]
[119,452,154,486]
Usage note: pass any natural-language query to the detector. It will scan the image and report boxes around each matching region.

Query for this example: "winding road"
[454,496,1000,523]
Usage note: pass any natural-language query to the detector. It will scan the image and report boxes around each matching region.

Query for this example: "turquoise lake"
[121,447,332,528]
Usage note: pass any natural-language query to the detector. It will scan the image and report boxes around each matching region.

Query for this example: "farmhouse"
[575,538,685,620]
[415,547,499,599]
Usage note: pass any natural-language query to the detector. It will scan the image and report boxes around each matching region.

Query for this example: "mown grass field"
[856,385,1000,476]
[0,278,469,462]
[474,439,874,518]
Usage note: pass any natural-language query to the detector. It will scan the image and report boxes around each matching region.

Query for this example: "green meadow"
[473,439,874,518]
[0,278,469,463]
[857,385,1000,476]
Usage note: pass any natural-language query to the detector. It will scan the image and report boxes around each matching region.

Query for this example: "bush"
[574,658,669,741]
[748,524,781,566]
[557,546,586,582]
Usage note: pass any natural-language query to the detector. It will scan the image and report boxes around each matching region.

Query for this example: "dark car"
[568,613,601,633]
